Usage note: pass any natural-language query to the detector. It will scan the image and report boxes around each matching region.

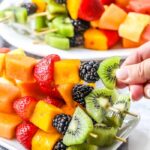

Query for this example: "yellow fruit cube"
[54,60,80,85]
[30,101,62,132]
[99,4,127,30]
[8,48,26,56]
[32,130,61,150]
[119,12,150,42]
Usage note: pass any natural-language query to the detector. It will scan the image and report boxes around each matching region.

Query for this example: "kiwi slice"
[97,56,121,89]
[45,33,70,50]
[52,16,74,37]
[15,8,28,24]
[63,107,93,146]
[67,144,98,150]
[85,88,117,123]
[87,124,118,147]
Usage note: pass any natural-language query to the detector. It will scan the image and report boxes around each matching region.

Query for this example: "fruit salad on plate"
[0,48,138,150]
[0,0,150,50]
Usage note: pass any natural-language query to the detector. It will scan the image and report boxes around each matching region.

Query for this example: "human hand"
[116,41,150,101]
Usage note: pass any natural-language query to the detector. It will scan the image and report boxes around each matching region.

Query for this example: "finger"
[122,41,150,66]
[144,83,150,99]
[129,85,144,101]
[116,80,127,88]
[116,58,150,84]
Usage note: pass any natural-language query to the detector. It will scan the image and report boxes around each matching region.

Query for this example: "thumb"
[116,58,150,84]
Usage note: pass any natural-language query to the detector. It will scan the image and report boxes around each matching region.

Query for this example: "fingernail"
[146,89,150,98]
[116,68,128,80]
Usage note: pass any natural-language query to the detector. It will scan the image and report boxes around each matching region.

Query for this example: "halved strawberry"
[16,122,38,149]
[13,96,37,121]
[78,0,104,21]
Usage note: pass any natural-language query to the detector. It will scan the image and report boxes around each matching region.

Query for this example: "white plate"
[0,23,138,60]
[0,115,140,150]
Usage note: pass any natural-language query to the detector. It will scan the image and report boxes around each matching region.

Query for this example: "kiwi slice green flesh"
[45,33,70,50]
[85,88,117,123]
[97,56,121,89]
[87,124,118,147]
[63,107,93,146]
[15,8,27,24]
[67,144,98,150]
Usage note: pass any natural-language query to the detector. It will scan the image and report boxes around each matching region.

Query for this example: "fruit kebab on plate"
[0,0,150,50]
[0,48,138,150]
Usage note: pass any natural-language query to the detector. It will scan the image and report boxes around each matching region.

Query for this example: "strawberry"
[44,96,65,108]
[13,96,37,121]
[78,0,104,21]
[16,122,38,149]
[101,0,114,5]
[34,54,61,98]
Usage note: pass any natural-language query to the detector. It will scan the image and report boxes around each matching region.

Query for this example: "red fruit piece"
[101,0,114,5]
[34,54,61,96]
[44,96,64,108]
[0,47,10,53]
[101,30,120,48]
[16,122,38,149]
[13,96,37,121]
[78,0,104,21]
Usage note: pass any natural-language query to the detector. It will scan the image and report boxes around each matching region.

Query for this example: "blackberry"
[69,34,84,47]
[79,61,100,83]
[53,114,71,135]
[21,3,37,15]
[55,0,66,4]
[71,19,90,33]
[72,84,93,106]
[53,139,67,150]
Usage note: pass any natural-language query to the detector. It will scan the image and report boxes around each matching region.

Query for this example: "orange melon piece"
[115,0,129,7]
[57,84,76,107]
[0,82,20,113]
[0,112,22,139]
[122,38,145,48]
[5,54,37,82]
[0,54,5,76]
[99,4,127,30]
[54,60,80,85]
[119,12,150,42]
[84,28,108,50]
[17,81,46,100]
[32,130,61,150]
[67,0,82,19]
[30,101,63,133]
[61,105,76,116]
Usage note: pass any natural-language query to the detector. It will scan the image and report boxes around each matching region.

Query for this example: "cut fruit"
[61,105,76,116]
[84,28,108,50]
[8,48,26,56]
[142,24,150,41]
[99,4,127,30]
[54,60,80,84]
[45,33,70,50]
[87,124,118,147]
[32,130,61,150]
[5,54,37,82]
[30,101,63,133]
[115,0,129,7]
[32,0,46,12]
[85,88,117,123]
[63,107,93,146]
[67,0,81,19]
[0,112,22,139]
[119,12,150,42]
[97,56,121,89]
[57,84,76,107]
[67,144,98,150]
[0,53,5,76]
[0,82,20,113]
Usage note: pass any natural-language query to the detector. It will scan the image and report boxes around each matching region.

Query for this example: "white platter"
[0,23,137,60]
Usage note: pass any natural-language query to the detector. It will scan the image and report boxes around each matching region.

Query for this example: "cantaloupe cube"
[54,60,80,85]
[32,130,61,150]
[5,54,37,82]
[17,81,46,100]
[61,105,76,116]
[99,4,127,30]
[30,101,63,133]
[57,84,76,107]
[0,112,22,139]
[119,12,150,42]
[0,54,5,76]
[0,82,20,113]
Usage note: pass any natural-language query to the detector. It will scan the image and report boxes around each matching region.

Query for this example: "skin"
[116,41,150,101]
